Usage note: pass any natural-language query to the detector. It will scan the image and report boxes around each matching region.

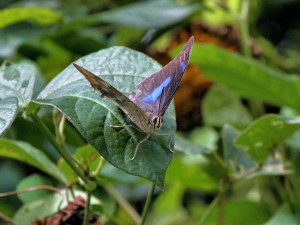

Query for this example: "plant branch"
[104,184,141,224]
[31,114,92,186]
[83,191,91,225]
[140,183,155,225]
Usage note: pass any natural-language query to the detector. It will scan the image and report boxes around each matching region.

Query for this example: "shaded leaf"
[222,124,257,179]
[202,84,252,128]
[174,132,211,155]
[16,174,53,204]
[96,0,200,29]
[263,203,300,225]
[0,138,66,182]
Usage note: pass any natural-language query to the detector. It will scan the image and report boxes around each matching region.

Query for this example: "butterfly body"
[73,36,194,158]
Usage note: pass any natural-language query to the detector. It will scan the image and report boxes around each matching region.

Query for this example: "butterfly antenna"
[130,133,151,160]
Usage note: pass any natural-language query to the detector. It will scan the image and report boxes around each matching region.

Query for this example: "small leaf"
[16,174,53,204]
[96,0,200,29]
[166,155,218,191]
[222,124,258,179]
[35,46,174,187]
[189,126,219,151]
[0,61,38,135]
[0,138,66,182]
[58,145,101,184]
[202,84,252,128]
[235,114,300,163]
[190,44,300,111]
[0,7,62,28]
[174,133,211,155]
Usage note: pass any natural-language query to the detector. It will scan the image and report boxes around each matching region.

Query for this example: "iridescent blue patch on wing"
[180,61,186,72]
[142,76,172,103]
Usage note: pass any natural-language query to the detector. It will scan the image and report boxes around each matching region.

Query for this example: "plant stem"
[31,114,91,185]
[240,0,251,58]
[104,184,141,224]
[197,195,219,225]
[140,183,155,225]
[83,191,91,225]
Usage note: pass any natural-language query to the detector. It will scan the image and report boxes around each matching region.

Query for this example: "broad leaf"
[0,138,66,182]
[96,0,200,29]
[35,46,175,187]
[0,7,62,28]
[0,61,38,135]
[235,114,300,163]
[190,44,300,111]
[202,84,252,128]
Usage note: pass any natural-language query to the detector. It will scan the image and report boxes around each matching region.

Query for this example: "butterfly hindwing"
[129,36,194,118]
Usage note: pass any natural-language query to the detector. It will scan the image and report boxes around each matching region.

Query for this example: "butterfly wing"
[73,63,153,133]
[129,36,194,119]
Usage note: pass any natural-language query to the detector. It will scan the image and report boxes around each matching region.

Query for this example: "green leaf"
[174,133,211,155]
[96,0,200,29]
[189,126,219,151]
[263,203,300,225]
[0,97,18,135]
[0,138,66,182]
[166,155,218,191]
[235,114,300,163]
[202,84,252,128]
[0,61,38,135]
[222,124,258,179]
[190,44,300,111]
[13,193,62,225]
[35,46,175,188]
[0,7,62,28]
[58,144,101,184]
[16,174,53,204]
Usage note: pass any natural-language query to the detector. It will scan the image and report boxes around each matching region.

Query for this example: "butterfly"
[73,36,194,159]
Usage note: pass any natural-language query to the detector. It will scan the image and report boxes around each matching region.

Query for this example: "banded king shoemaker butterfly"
[73,36,194,159]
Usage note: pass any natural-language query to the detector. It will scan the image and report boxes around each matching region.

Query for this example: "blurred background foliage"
[1,0,300,224]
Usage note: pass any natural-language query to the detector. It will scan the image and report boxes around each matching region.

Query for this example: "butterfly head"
[150,116,163,130]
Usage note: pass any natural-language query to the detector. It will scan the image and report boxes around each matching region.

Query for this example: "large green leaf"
[35,47,175,187]
[0,61,38,135]
[235,114,300,163]
[202,84,252,128]
[96,0,200,29]
[0,7,62,28]
[0,138,66,182]
[190,44,300,111]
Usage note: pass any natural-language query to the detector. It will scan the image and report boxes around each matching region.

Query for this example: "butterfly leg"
[130,133,151,160]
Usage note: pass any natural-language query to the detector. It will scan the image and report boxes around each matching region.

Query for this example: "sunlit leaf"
[190,44,300,111]
[235,114,300,163]
[0,7,62,28]
[0,61,38,135]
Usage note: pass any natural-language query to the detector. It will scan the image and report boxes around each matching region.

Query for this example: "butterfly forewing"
[73,63,153,133]
[129,36,194,118]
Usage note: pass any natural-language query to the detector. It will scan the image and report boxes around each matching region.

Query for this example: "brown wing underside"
[73,63,153,133]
